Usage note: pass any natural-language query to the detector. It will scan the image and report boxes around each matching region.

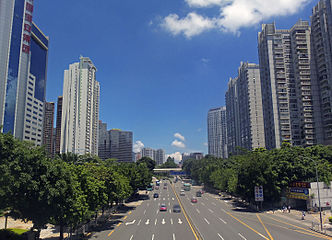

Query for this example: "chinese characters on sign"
[22,0,34,54]
[287,182,310,200]
[254,186,263,202]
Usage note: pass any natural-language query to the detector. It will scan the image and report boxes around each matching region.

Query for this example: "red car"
[160,204,167,211]
[191,197,198,203]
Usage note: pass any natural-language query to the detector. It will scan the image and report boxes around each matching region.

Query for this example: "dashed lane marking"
[238,233,247,240]
[218,233,224,240]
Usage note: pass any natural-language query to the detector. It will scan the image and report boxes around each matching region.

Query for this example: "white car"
[180,190,185,196]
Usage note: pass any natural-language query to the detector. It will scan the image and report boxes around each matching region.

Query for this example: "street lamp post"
[314,161,323,232]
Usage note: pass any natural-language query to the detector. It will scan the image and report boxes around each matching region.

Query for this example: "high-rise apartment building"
[155,149,166,165]
[42,102,54,156]
[226,62,265,155]
[60,57,100,155]
[141,147,155,159]
[207,106,227,158]
[258,21,322,149]
[54,96,63,155]
[311,0,332,145]
[0,1,48,146]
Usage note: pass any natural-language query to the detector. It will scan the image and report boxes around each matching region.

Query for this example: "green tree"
[137,157,156,172]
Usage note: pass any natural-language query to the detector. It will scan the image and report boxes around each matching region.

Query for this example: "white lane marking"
[162,218,166,224]
[178,218,183,224]
[219,217,227,224]
[156,210,158,214]
[169,209,171,213]
[154,198,156,201]
[130,235,133,240]
[191,203,194,206]
[147,203,150,207]
[158,203,160,206]
[145,219,150,225]
[152,234,155,240]
[208,208,214,213]
[172,197,175,200]
[173,233,176,240]
[238,233,247,240]
[144,209,147,214]
[204,218,210,224]
[196,208,200,214]
[221,208,227,213]
[170,218,173,225]
[163,198,166,200]
[137,219,141,226]
[201,202,206,206]
[169,202,170,206]
[125,220,136,225]
[217,233,224,240]
[212,202,216,206]
[155,219,157,225]
[187,197,190,201]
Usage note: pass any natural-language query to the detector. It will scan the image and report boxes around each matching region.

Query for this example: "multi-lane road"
[91,179,332,240]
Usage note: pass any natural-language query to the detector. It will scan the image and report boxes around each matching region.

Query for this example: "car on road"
[180,190,185,196]
[153,193,159,198]
[191,197,198,203]
[173,204,181,213]
[155,186,159,190]
[196,191,202,197]
[160,204,167,211]
[163,186,167,190]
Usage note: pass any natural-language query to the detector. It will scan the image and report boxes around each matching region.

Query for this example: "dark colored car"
[196,191,202,197]
[153,193,159,198]
[163,186,167,190]
[160,204,167,211]
[173,204,181,213]
[191,197,198,203]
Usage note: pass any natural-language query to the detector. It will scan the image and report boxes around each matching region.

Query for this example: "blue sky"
[33,0,319,160]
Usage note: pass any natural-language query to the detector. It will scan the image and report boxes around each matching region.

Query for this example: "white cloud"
[203,142,208,146]
[162,12,216,38]
[161,0,310,37]
[167,152,183,163]
[185,0,226,7]
[133,140,144,153]
[174,132,185,141]
[171,139,186,148]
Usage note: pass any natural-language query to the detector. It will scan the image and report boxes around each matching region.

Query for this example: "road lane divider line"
[130,235,133,240]
[204,218,210,224]
[208,208,214,213]
[217,233,224,240]
[171,183,201,240]
[117,222,122,227]
[238,233,247,240]
[264,214,331,238]
[173,233,176,240]
[171,218,173,224]
[155,218,157,225]
[108,230,114,236]
[152,234,155,240]
[219,217,227,224]
[256,214,274,240]
[196,208,200,214]
[137,219,141,225]
[225,211,270,240]
[123,216,127,220]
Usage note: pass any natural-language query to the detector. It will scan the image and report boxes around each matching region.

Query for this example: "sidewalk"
[267,209,332,237]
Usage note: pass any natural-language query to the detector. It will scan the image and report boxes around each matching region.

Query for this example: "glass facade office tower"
[258,21,322,149]
[0,0,48,146]
[311,0,332,145]
[61,57,100,155]
[226,62,265,155]
[207,106,227,158]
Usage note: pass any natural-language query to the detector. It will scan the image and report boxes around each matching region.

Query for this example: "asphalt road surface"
[90,179,331,240]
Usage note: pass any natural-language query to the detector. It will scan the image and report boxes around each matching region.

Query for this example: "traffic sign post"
[255,186,264,211]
